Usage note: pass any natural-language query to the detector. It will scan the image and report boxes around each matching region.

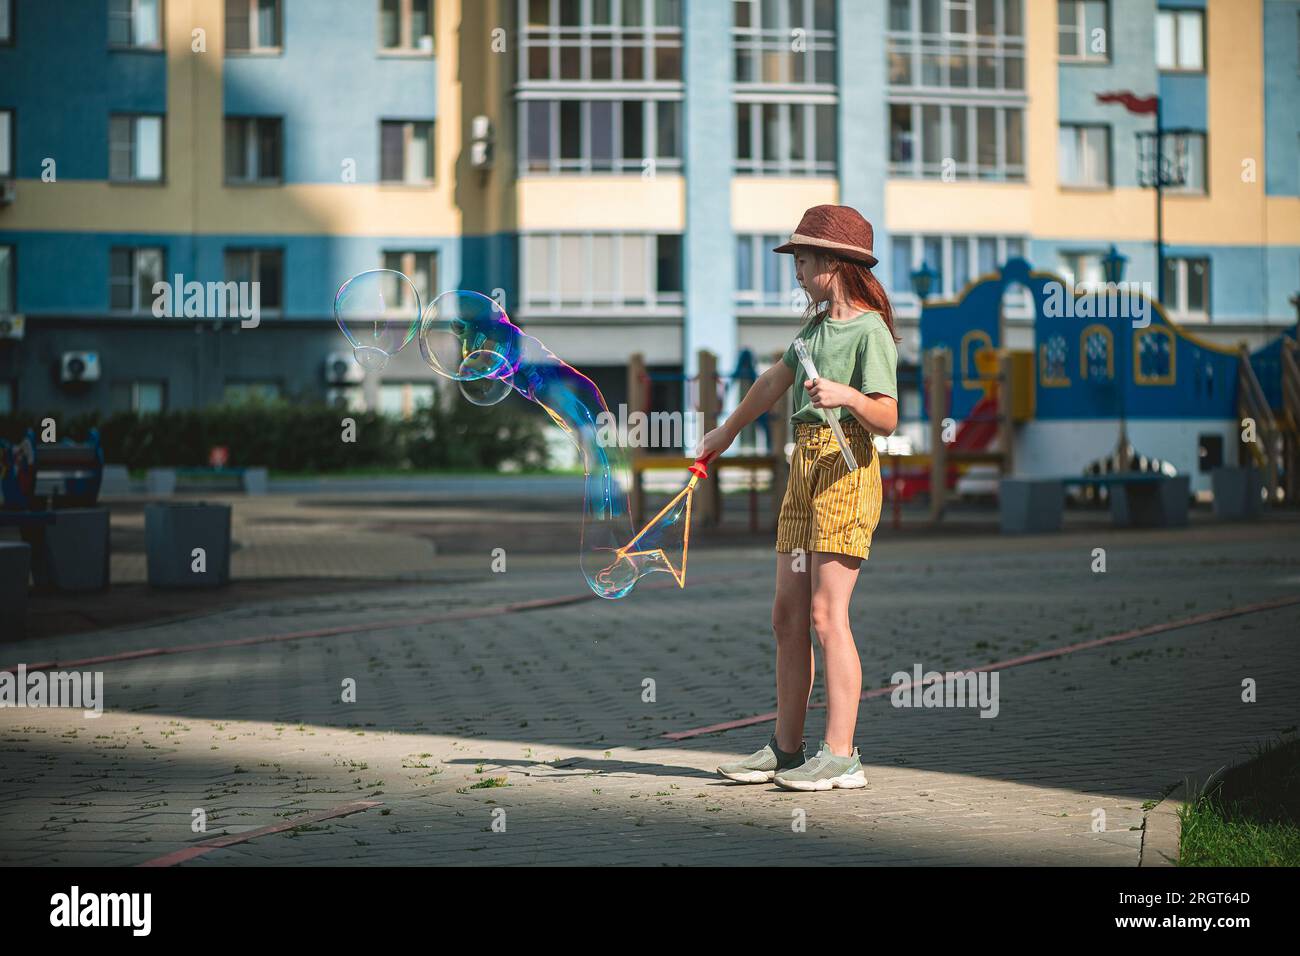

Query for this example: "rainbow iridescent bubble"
[333,269,423,372]
[414,288,690,600]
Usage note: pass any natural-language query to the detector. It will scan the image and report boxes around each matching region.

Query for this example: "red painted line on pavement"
[4,570,752,674]
[136,800,383,867]
[662,594,1300,741]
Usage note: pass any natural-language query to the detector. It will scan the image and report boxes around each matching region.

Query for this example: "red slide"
[886,394,999,503]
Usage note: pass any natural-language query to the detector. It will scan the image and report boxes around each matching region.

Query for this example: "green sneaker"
[717,734,807,783]
[773,740,867,791]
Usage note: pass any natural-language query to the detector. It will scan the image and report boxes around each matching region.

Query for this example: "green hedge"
[0,394,553,473]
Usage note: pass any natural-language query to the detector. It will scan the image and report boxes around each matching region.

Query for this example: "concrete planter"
[99,464,132,496]
[0,541,32,637]
[1111,476,1191,528]
[146,468,177,496]
[241,467,269,495]
[42,508,111,591]
[999,478,1064,534]
[1211,467,1263,520]
[145,502,232,588]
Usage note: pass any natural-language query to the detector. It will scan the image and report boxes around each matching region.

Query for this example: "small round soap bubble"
[333,269,423,372]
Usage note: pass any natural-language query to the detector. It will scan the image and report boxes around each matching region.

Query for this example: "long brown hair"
[799,248,900,343]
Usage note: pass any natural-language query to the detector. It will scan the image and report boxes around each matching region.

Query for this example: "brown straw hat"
[772,204,878,269]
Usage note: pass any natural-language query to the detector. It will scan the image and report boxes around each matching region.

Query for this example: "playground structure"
[626,349,788,531]
[914,257,1299,517]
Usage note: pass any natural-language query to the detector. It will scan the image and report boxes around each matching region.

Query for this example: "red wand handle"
[688,451,717,480]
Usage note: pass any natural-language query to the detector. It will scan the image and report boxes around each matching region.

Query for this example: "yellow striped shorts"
[775,418,883,561]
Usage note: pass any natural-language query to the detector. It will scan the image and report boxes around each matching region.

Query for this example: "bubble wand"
[793,338,858,472]
[613,451,717,588]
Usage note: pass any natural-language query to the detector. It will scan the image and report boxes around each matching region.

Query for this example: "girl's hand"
[804,377,859,411]
[694,425,734,461]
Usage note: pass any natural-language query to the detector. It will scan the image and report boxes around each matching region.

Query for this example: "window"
[0,382,12,414]
[735,101,835,176]
[0,244,13,313]
[0,109,11,178]
[108,0,161,48]
[111,381,167,413]
[733,0,837,86]
[1059,123,1110,187]
[1136,327,1175,383]
[1163,257,1209,320]
[735,234,801,309]
[109,114,164,182]
[381,251,438,308]
[891,233,1029,313]
[1162,131,1206,194]
[1057,251,1105,291]
[109,247,165,314]
[0,0,11,44]
[522,232,682,311]
[520,0,682,82]
[223,381,283,404]
[1081,326,1113,380]
[888,0,1025,92]
[1156,8,1203,71]
[226,0,282,52]
[380,0,435,52]
[522,98,681,174]
[1058,0,1108,62]
[224,249,284,313]
[224,117,283,183]
[380,120,435,183]
[378,382,436,418]
[890,102,1023,180]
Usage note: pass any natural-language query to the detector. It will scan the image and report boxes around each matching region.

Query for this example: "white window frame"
[1057,250,1107,292]
[732,0,837,88]
[520,95,682,175]
[380,120,436,184]
[891,233,1030,318]
[890,101,1024,181]
[521,231,683,315]
[224,116,283,184]
[223,248,285,315]
[1058,123,1110,188]
[1156,7,1204,72]
[518,0,684,84]
[1058,0,1109,63]
[1164,256,1210,321]
[1163,130,1207,195]
[0,109,12,178]
[225,0,283,54]
[381,250,439,309]
[886,0,1026,93]
[109,114,165,183]
[109,246,165,315]
[0,0,12,45]
[108,0,163,49]
[733,97,836,177]
[734,233,801,312]
[114,380,168,414]
[379,0,436,53]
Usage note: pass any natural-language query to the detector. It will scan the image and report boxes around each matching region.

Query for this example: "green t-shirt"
[781,310,898,425]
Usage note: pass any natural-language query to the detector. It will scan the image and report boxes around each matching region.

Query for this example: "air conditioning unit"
[0,314,23,340]
[0,179,14,206]
[324,351,365,385]
[61,351,101,383]
[470,115,494,170]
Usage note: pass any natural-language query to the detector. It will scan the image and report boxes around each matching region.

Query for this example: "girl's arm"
[695,361,795,456]
[803,379,899,436]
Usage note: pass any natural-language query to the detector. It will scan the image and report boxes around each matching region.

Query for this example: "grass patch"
[1177,737,1300,866]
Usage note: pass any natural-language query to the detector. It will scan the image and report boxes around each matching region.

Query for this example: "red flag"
[1096,91,1158,115]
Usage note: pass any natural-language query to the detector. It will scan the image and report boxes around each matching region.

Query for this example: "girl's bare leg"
[772,553,814,754]
[810,551,863,756]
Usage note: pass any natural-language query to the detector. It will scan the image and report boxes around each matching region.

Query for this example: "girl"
[698,204,899,792]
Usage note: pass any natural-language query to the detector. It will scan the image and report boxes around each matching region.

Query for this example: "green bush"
[0,393,551,473]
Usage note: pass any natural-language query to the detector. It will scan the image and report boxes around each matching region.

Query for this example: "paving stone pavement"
[1,519,1297,866]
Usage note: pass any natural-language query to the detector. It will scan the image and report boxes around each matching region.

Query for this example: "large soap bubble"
[333,269,423,372]
[415,288,692,600]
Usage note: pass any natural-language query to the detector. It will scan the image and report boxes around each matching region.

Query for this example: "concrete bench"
[1211,467,1263,520]
[999,478,1064,534]
[1108,475,1190,528]
[0,541,32,637]
[145,502,232,588]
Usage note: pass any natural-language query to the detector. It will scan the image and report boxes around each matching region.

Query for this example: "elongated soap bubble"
[417,288,687,599]
[333,269,423,372]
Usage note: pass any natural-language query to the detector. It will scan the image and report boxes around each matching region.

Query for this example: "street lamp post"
[1102,245,1132,472]
[910,262,939,302]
